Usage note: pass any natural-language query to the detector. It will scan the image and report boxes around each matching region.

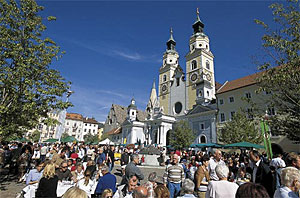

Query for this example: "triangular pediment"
[187,103,216,115]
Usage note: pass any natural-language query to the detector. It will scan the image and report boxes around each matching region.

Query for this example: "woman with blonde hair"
[154,184,170,198]
[36,163,59,198]
[102,188,113,198]
[63,186,87,198]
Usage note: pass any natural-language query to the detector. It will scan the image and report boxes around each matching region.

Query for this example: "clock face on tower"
[206,73,211,81]
[190,73,198,82]
[161,85,167,93]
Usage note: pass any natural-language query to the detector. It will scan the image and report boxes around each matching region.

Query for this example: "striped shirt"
[163,163,185,184]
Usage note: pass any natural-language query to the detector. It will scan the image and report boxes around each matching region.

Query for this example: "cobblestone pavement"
[0,165,165,198]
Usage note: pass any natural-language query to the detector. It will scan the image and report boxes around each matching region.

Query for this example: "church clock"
[190,73,198,82]
[161,84,167,93]
[206,73,211,81]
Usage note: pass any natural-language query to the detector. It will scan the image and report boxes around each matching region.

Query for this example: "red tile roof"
[83,117,99,124]
[217,72,262,94]
[66,113,83,121]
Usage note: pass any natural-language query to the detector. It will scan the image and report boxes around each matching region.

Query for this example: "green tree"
[0,0,72,140]
[30,129,40,142]
[61,132,69,140]
[218,111,263,144]
[168,120,195,150]
[84,132,99,143]
[255,0,300,142]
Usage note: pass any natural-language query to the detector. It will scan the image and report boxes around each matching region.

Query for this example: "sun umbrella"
[194,143,223,148]
[44,138,58,143]
[61,136,77,143]
[15,137,30,142]
[224,141,264,149]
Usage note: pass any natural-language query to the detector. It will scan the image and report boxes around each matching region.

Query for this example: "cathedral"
[105,10,218,147]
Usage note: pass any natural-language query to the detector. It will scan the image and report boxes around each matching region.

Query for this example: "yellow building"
[216,72,299,152]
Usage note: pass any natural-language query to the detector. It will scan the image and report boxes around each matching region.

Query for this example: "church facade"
[104,10,219,147]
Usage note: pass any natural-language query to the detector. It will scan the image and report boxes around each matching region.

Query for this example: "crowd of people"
[0,141,299,198]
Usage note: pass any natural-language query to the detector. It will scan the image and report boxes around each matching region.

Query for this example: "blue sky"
[38,0,276,122]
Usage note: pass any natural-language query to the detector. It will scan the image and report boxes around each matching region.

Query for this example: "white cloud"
[68,84,148,122]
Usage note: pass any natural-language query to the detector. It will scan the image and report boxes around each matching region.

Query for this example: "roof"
[83,117,99,124]
[215,82,222,91]
[111,104,147,124]
[106,127,121,135]
[217,72,262,94]
[66,113,83,121]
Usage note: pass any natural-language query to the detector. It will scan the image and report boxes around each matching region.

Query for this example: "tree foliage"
[255,0,300,142]
[218,111,263,144]
[0,0,72,139]
[169,120,195,150]
[84,132,99,143]
[30,129,40,142]
[61,132,69,140]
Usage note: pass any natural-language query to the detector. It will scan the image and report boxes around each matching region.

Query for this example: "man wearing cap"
[163,154,185,198]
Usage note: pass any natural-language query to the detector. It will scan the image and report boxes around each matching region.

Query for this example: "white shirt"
[208,158,225,181]
[205,180,239,198]
[77,179,95,198]
[113,184,133,198]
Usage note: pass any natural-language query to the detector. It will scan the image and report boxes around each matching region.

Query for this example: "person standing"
[107,146,115,171]
[123,154,144,184]
[208,150,225,181]
[249,150,274,197]
[205,164,239,198]
[121,148,130,175]
[195,154,210,198]
[95,165,117,195]
[163,154,185,198]
[113,175,138,198]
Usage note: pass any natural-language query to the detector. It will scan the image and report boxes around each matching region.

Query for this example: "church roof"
[187,103,217,116]
[216,72,262,94]
[111,104,147,124]
[106,127,121,135]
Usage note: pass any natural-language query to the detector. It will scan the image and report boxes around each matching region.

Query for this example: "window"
[191,45,195,50]
[199,43,202,47]
[163,75,167,82]
[176,78,180,86]
[66,122,69,125]
[220,113,225,122]
[164,60,166,65]
[85,123,87,126]
[84,129,86,132]
[247,108,253,119]
[170,59,172,62]
[268,107,276,116]
[200,123,205,130]
[174,102,183,114]
[88,129,91,133]
[207,91,209,97]
[191,60,197,70]
[229,96,234,103]
[219,99,224,105]
[206,61,210,70]
[197,90,203,98]
[93,129,95,133]
[230,111,235,119]
[245,92,252,99]
[89,124,91,126]
[132,111,134,115]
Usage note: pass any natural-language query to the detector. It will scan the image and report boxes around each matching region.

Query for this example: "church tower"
[146,80,158,119]
[186,9,216,109]
[158,28,180,115]
[127,98,137,121]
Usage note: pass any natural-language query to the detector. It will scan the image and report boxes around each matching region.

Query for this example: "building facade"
[64,113,99,141]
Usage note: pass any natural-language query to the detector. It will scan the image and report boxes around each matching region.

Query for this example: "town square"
[0,0,299,198]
